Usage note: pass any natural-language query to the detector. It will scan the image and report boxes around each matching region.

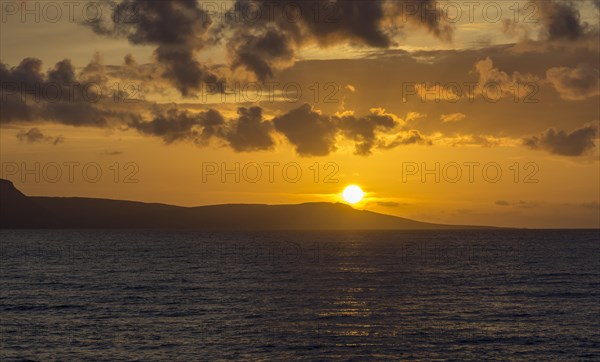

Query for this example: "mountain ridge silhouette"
[0,179,492,230]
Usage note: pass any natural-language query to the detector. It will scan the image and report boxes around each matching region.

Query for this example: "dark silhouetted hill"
[0,179,489,230]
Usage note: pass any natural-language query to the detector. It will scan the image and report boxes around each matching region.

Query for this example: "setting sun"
[342,185,364,204]
[1,0,599,360]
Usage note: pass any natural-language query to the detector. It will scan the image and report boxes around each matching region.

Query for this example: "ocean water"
[0,229,598,361]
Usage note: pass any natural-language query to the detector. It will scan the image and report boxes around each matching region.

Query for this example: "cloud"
[440,113,466,123]
[0,57,133,127]
[414,83,461,102]
[6,44,597,158]
[105,54,172,94]
[337,108,399,155]
[272,104,422,156]
[84,0,453,87]
[16,128,64,145]
[221,0,454,80]
[85,0,223,96]
[523,123,598,156]
[536,0,589,41]
[473,57,540,100]
[196,109,228,145]
[1,58,432,156]
[383,129,432,149]
[224,107,274,152]
[130,106,275,152]
[405,112,427,122]
[125,103,430,156]
[272,104,338,156]
[445,134,503,148]
[227,26,296,81]
[473,57,598,103]
[129,108,225,144]
[501,18,531,42]
[546,65,600,100]
[82,0,454,84]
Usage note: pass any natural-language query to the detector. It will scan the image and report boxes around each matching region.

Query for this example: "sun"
[342,185,364,204]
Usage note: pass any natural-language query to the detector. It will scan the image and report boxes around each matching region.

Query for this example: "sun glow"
[342,185,364,204]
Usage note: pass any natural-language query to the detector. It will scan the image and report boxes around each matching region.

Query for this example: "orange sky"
[1,0,599,228]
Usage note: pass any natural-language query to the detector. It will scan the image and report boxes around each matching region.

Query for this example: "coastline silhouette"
[0,179,489,230]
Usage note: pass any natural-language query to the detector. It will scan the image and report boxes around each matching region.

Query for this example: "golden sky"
[1,0,599,228]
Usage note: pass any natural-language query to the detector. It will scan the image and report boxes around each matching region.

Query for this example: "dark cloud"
[0,57,129,128]
[17,128,46,143]
[0,58,44,122]
[129,108,224,144]
[78,1,457,85]
[2,58,411,156]
[224,107,274,152]
[272,104,339,156]
[546,65,600,100]
[16,128,63,145]
[0,92,34,122]
[537,0,588,40]
[42,102,119,128]
[387,0,454,42]
[301,0,393,47]
[523,123,598,156]
[228,26,295,81]
[81,0,451,85]
[158,50,224,96]
[0,57,44,86]
[196,109,227,144]
[129,109,199,143]
[86,0,223,95]
[80,53,109,85]
[127,106,274,152]
[269,104,425,156]
[105,54,180,96]
[337,109,398,155]
[3,56,451,157]
[222,0,453,80]
[108,54,155,82]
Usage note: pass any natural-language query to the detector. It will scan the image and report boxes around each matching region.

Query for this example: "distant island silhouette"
[0,179,491,230]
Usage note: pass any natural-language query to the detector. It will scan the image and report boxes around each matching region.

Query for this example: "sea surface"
[1,229,599,361]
